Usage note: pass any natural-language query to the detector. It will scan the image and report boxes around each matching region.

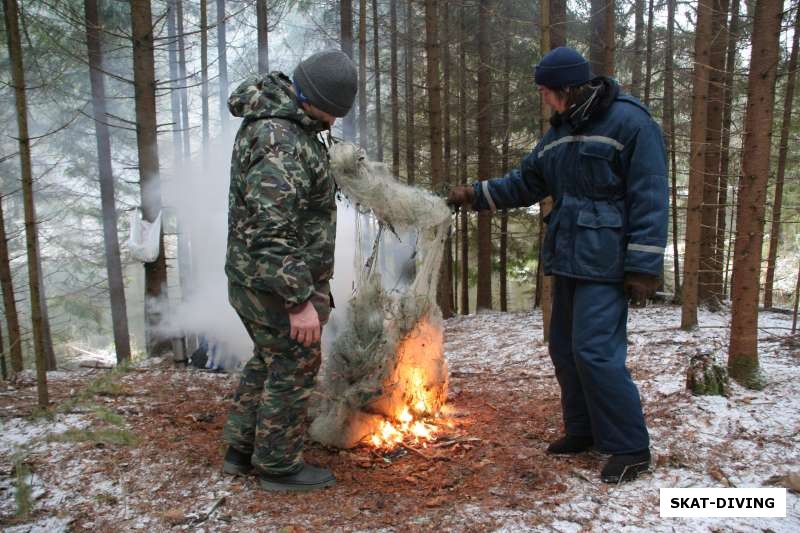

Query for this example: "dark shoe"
[222,447,252,475]
[547,434,594,454]
[258,463,336,492]
[601,450,651,483]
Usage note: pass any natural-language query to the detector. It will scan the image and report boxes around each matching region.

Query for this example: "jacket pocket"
[574,204,624,278]
[541,209,560,273]
[579,141,623,199]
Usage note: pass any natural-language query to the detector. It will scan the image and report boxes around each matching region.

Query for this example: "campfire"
[363,319,448,450]
[369,406,437,448]
[310,143,452,451]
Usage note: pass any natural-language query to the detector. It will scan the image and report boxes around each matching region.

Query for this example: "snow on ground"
[443,305,799,532]
[0,304,797,531]
[0,414,91,456]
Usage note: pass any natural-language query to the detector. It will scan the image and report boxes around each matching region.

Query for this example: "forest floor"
[0,304,798,532]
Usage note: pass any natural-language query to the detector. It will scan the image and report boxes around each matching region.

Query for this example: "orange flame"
[364,319,447,450]
[368,405,438,449]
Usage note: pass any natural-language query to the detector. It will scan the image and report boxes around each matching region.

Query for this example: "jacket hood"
[550,76,620,132]
[228,72,328,132]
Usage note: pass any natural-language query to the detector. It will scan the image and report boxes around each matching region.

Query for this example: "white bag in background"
[127,210,162,263]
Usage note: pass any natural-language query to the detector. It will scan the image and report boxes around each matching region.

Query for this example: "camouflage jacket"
[226,72,335,325]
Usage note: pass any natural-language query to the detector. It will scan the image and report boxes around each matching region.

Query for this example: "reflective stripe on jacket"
[472,87,669,282]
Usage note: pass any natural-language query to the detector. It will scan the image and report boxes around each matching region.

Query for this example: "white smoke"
[158,126,374,370]
[158,127,251,367]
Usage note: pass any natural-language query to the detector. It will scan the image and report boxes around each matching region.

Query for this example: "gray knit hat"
[293,50,358,117]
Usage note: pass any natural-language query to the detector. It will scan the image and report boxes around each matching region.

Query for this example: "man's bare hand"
[446,185,475,209]
[288,301,321,347]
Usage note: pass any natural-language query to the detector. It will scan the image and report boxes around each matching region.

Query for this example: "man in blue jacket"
[448,47,668,483]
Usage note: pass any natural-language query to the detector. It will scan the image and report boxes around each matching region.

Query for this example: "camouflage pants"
[222,317,321,475]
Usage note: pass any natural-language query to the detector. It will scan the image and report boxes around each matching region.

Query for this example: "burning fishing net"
[309,142,451,449]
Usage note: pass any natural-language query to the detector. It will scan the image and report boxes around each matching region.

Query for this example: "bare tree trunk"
[424,0,451,317]
[341,0,355,141]
[643,0,654,106]
[476,0,493,311]
[536,3,548,313]
[176,0,191,158]
[728,0,781,388]
[217,0,228,135]
[538,0,565,340]
[663,0,680,298]
[390,0,400,176]
[723,182,736,296]
[443,0,454,312]
[85,0,131,365]
[424,0,442,189]
[764,6,799,309]
[698,0,730,308]
[442,0,451,195]
[200,0,209,147]
[681,0,713,330]
[716,0,740,301]
[631,0,644,98]
[0,322,5,380]
[458,0,468,314]
[131,0,170,357]
[589,0,615,77]
[256,0,269,74]
[169,0,192,352]
[499,0,511,312]
[452,205,459,310]
[167,0,182,152]
[404,0,415,185]
[4,0,48,405]
[372,0,384,161]
[0,197,23,373]
[358,0,368,150]
[792,264,799,333]
[550,0,567,47]
[37,253,55,370]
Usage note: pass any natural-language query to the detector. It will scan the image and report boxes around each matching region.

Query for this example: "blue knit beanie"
[534,47,592,88]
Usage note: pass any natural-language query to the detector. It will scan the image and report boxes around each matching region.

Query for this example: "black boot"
[222,447,252,476]
[547,434,594,454]
[601,449,651,483]
[259,463,336,492]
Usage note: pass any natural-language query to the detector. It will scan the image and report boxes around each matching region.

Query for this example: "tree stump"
[686,350,730,396]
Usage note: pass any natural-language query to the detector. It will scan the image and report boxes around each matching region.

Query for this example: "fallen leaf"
[160,509,186,526]
[425,496,448,508]
[765,472,800,493]
[708,464,733,487]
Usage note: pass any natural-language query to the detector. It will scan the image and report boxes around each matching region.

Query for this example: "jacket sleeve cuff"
[281,284,315,309]
[471,181,497,213]
[625,243,666,276]
[261,257,315,307]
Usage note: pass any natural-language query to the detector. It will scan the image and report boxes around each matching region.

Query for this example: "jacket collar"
[549,76,620,133]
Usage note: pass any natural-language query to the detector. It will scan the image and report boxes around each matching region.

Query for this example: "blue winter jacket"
[472,78,669,282]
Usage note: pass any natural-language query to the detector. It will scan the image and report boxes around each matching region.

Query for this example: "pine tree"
[681,0,714,329]
[84,0,131,364]
[728,0,782,388]
[257,0,269,73]
[764,5,799,309]
[3,0,49,405]
[130,0,170,356]
[475,0,493,310]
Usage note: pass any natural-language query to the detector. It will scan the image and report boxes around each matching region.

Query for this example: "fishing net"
[308,142,451,449]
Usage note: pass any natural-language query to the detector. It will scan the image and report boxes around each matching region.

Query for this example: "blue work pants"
[548,275,649,454]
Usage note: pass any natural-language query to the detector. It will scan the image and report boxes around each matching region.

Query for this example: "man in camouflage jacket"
[221,50,357,492]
